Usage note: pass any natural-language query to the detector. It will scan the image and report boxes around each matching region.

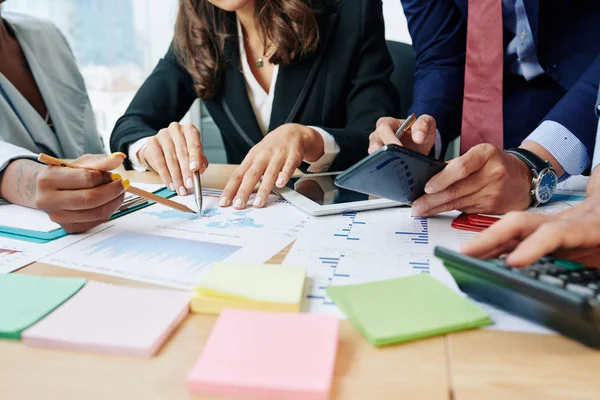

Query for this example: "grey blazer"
[0,12,105,173]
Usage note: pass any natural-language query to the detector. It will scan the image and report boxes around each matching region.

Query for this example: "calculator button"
[566,284,596,298]
[539,274,564,287]
[487,259,510,269]
[553,259,586,271]
[586,283,600,293]
[542,265,567,276]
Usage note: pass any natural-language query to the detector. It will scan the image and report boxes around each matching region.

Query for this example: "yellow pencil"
[38,153,195,214]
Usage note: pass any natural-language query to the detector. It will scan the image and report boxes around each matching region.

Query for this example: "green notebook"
[327,274,492,347]
[0,275,86,340]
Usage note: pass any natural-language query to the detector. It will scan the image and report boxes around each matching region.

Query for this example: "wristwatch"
[505,148,558,207]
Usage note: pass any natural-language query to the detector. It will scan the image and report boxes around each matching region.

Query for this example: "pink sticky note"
[22,281,190,357]
[187,309,339,400]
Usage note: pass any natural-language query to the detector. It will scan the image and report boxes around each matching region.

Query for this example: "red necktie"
[460,0,504,155]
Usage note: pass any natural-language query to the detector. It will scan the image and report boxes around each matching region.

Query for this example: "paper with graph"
[43,189,308,289]
[0,228,110,274]
[283,208,460,316]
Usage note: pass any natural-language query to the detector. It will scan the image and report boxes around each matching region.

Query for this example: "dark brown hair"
[174,0,320,100]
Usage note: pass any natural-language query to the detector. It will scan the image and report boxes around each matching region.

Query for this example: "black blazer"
[110,0,400,171]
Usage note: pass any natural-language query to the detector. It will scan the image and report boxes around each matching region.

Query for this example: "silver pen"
[193,170,203,215]
[394,113,417,140]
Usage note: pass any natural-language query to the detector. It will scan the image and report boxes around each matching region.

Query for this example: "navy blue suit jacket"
[403,0,600,158]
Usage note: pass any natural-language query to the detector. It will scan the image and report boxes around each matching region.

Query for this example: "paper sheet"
[284,208,460,316]
[327,275,492,346]
[43,190,308,290]
[0,227,110,274]
[428,213,555,335]
[187,309,338,400]
[22,281,191,357]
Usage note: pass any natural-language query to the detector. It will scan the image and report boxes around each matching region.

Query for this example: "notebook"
[191,263,306,314]
[187,309,339,400]
[0,184,173,243]
[0,274,86,340]
[22,281,191,357]
[327,274,492,347]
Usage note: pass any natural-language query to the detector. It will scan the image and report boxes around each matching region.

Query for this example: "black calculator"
[434,247,600,348]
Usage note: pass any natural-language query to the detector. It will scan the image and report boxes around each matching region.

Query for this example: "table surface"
[2,164,600,400]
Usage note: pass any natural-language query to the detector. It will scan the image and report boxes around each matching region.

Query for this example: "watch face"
[536,170,558,204]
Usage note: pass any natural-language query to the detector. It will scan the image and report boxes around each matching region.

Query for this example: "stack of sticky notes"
[0,274,85,340]
[191,263,306,314]
[188,309,339,399]
[327,274,492,347]
[22,281,191,357]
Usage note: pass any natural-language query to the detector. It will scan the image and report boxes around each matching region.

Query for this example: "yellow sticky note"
[191,263,306,315]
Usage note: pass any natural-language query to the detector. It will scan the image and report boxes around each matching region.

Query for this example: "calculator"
[434,247,600,348]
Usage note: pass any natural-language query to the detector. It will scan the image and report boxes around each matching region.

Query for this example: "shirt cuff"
[128,137,151,173]
[0,144,38,173]
[523,120,591,176]
[305,127,340,173]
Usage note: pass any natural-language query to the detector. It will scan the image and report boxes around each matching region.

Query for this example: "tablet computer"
[272,172,401,216]
[334,144,446,204]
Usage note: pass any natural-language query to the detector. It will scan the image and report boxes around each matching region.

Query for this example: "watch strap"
[504,148,549,173]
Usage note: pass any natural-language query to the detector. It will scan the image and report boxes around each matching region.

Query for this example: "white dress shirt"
[129,18,340,173]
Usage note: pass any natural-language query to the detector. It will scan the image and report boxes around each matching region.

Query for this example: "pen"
[193,170,202,215]
[37,153,196,214]
[394,113,417,140]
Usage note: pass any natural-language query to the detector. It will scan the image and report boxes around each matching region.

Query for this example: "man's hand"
[411,144,533,217]
[462,193,600,267]
[0,154,128,234]
[220,123,323,209]
[368,115,437,155]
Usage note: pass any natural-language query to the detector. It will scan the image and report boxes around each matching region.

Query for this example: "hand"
[411,144,533,217]
[461,194,600,267]
[141,122,209,196]
[33,154,128,233]
[368,115,437,155]
[220,123,323,209]
[588,166,600,197]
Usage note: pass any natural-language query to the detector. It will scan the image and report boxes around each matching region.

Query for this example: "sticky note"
[187,309,339,400]
[191,263,306,314]
[0,274,85,340]
[327,274,492,347]
[22,281,191,357]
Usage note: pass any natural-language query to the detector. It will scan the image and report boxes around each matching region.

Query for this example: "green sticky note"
[0,275,86,340]
[327,274,492,347]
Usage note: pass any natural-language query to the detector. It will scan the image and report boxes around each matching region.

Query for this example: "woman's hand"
[0,154,128,234]
[368,115,437,156]
[140,122,209,196]
[220,123,324,209]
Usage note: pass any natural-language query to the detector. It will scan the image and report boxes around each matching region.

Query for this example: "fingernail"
[424,183,433,194]
[121,179,130,190]
[186,177,193,189]
[276,177,284,187]
[178,186,187,196]
[111,173,122,181]
[233,198,243,209]
[219,197,228,207]
[411,206,421,217]
[110,152,127,159]
[189,161,198,171]
[169,183,175,191]
[253,195,263,207]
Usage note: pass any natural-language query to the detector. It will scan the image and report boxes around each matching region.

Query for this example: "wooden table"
[2,165,599,400]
